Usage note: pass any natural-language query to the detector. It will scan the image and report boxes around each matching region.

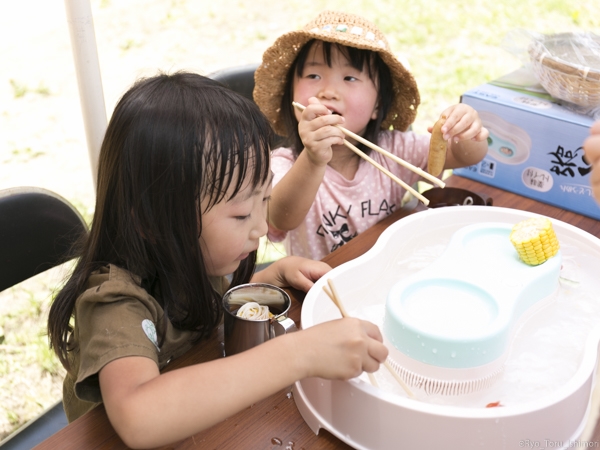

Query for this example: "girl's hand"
[429,104,489,170]
[428,103,489,144]
[251,255,331,293]
[297,97,346,167]
[583,120,600,203]
[293,318,389,379]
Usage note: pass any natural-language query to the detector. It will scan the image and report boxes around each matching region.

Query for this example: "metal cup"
[222,283,297,356]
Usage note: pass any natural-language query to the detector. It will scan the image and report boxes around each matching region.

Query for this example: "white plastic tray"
[294,206,600,450]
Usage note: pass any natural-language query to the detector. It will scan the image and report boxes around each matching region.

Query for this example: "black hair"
[48,72,272,370]
[280,39,393,157]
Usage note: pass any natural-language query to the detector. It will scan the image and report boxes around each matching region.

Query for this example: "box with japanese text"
[454,81,600,220]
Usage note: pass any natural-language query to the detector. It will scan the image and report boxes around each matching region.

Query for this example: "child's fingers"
[303,103,333,121]
[353,320,387,372]
[440,104,485,141]
[298,112,346,155]
[584,134,600,165]
[285,258,332,292]
[307,96,326,109]
[305,133,345,153]
[362,322,388,373]
[299,106,345,137]
[444,115,484,142]
[364,343,388,373]
[591,165,600,185]
[439,106,461,138]
[457,122,488,142]
[305,124,344,142]
[311,114,346,132]
[590,166,600,202]
[304,318,388,379]
[362,319,384,342]
[441,113,468,139]
[366,336,388,368]
[302,98,345,124]
[303,98,344,122]
[474,126,490,142]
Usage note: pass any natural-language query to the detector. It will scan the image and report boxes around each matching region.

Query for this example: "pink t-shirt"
[268,130,430,260]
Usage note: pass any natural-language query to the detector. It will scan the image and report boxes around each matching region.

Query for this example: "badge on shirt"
[142,319,160,352]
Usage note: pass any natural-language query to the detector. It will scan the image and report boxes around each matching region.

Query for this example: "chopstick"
[292,102,446,190]
[322,279,415,398]
[342,140,430,206]
[293,102,429,206]
[332,120,446,189]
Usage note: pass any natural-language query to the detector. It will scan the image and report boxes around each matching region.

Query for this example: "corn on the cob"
[510,217,559,266]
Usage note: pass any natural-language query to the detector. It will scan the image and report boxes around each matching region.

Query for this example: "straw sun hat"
[253,10,420,136]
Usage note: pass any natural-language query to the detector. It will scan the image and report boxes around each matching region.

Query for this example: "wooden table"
[35,175,600,450]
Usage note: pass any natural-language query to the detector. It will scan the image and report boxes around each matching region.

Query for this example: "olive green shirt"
[63,264,229,422]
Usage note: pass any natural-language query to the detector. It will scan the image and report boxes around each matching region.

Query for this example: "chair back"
[208,64,286,148]
[0,187,88,292]
[209,63,259,102]
[0,187,87,449]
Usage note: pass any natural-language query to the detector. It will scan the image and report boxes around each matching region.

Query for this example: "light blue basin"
[384,222,562,369]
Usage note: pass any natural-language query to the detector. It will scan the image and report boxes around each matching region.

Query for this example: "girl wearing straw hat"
[254,11,489,260]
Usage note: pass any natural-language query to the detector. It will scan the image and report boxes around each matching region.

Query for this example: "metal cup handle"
[270,316,297,338]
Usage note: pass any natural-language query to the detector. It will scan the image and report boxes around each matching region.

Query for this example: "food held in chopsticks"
[292,102,446,206]
[427,115,448,177]
[236,302,274,320]
[510,217,560,266]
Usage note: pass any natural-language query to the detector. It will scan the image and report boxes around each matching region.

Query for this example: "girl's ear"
[371,101,379,121]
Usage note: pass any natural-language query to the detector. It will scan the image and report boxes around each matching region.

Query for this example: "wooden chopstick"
[322,279,415,398]
[322,283,379,388]
[292,102,446,189]
[335,125,446,188]
[292,102,429,206]
[341,139,429,206]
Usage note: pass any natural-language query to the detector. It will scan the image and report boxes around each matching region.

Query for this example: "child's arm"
[251,255,331,292]
[584,120,600,203]
[429,103,489,170]
[99,315,386,448]
[269,98,345,231]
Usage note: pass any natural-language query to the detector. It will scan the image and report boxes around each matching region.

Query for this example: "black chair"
[208,64,286,148]
[0,187,88,449]
[208,63,260,103]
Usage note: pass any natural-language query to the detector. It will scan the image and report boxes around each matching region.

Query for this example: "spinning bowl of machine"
[294,206,600,450]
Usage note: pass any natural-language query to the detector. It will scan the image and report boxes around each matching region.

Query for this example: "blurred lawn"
[352,0,600,132]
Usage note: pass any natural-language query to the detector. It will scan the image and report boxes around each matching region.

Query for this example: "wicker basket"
[528,32,600,108]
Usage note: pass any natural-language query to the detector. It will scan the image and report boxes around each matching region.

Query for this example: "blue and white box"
[454,80,600,220]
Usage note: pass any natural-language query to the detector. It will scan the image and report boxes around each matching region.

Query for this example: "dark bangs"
[197,90,272,212]
[281,39,393,156]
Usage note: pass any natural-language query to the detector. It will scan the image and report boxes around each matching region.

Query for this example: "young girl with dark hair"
[254,11,489,260]
[48,72,387,448]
